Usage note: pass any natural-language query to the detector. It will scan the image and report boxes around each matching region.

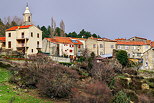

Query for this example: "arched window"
[28,16,31,22]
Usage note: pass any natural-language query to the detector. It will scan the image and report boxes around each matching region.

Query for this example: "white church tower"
[23,3,32,25]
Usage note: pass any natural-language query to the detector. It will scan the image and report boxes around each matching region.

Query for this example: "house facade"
[0,37,5,49]
[142,48,154,70]
[5,5,42,55]
[85,37,116,56]
[42,37,83,57]
[116,41,151,59]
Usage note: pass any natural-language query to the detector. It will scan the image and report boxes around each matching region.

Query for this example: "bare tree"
[50,17,56,38]
[60,20,65,37]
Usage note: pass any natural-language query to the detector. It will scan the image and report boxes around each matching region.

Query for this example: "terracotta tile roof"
[129,36,147,40]
[0,37,5,42]
[6,25,33,31]
[89,37,115,42]
[150,42,154,47]
[115,38,126,41]
[45,37,83,45]
[117,41,148,45]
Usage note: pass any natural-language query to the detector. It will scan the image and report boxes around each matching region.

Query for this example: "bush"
[116,50,128,68]
[12,54,79,98]
[91,60,115,84]
[112,91,130,103]
[70,80,112,103]
[37,64,79,98]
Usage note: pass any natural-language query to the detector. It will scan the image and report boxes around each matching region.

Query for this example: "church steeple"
[23,3,32,25]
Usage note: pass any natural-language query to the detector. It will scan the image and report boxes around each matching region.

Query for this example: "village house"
[0,37,5,49]
[142,46,154,70]
[42,37,83,57]
[85,37,116,56]
[116,41,151,60]
[5,5,42,55]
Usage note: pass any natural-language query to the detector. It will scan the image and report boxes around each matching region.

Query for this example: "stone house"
[142,47,154,70]
[5,5,42,55]
[42,37,83,57]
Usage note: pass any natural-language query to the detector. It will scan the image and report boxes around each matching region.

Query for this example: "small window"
[70,50,73,52]
[31,49,33,53]
[8,33,11,37]
[37,33,39,38]
[37,41,39,48]
[100,44,103,48]
[125,46,129,49]
[93,44,96,48]
[78,45,81,48]
[22,32,24,38]
[111,45,114,48]
[31,32,33,37]
[8,41,11,48]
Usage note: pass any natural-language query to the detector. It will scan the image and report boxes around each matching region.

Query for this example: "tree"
[41,26,50,39]
[67,32,78,37]
[116,50,128,68]
[112,91,130,103]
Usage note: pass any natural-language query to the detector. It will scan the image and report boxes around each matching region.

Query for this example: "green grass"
[0,68,53,103]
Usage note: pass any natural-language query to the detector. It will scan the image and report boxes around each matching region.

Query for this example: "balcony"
[16,35,29,40]
[17,43,27,48]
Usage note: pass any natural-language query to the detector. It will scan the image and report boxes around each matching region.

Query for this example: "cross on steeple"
[26,2,28,7]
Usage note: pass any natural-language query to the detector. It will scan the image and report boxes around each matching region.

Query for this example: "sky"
[0,0,154,40]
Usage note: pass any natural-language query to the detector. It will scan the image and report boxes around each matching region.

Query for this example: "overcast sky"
[0,0,154,40]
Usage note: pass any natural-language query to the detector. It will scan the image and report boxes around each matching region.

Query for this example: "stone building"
[5,5,42,55]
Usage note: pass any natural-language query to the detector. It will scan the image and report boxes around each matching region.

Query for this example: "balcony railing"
[17,43,26,48]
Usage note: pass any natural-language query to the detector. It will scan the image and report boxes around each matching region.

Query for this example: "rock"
[142,83,149,90]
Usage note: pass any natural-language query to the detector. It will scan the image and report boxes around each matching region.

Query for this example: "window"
[37,33,39,38]
[8,41,11,48]
[28,16,31,22]
[125,46,129,49]
[137,53,141,57]
[8,33,11,37]
[78,45,81,48]
[100,44,103,48]
[133,46,136,50]
[118,46,122,49]
[22,32,24,38]
[111,45,114,48]
[71,40,78,43]
[31,49,33,53]
[31,32,33,37]
[93,44,96,48]
[37,41,39,48]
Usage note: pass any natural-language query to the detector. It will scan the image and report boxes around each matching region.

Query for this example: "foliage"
[112,91,130,103]
[91,60,115,84]
[0,17,22,36]
[11,54,79,98]
[70,80,112,103]
[66,29,101,38]
[116,50,128,68]
[37,64,78,98]
[0,68,53,103]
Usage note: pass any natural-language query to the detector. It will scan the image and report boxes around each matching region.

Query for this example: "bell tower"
[23,3,32,25]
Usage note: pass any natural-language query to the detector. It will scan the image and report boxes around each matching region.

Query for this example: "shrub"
[13,54,79,98]
[37,64,79,98]
[116,50,128,68]
[91,60,115,84]
[70,80,112,103]
[112,91,130,103]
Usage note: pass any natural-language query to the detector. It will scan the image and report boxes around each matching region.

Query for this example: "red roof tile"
[117,41,148,45]
[0,37,5,42]
[151,42,154,47]
[6,25,33,31]
[45,37,83,45]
